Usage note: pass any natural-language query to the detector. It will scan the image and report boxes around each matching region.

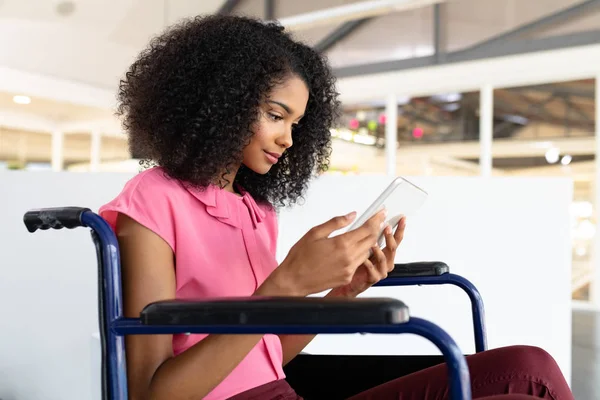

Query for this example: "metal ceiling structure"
[331,0,600,77]
[213,0,600,78]
[1,0,599,173]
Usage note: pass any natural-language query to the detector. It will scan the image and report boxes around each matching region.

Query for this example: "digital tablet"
[346,177,428,248]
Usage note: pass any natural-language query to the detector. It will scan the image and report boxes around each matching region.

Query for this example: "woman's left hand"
[329,216,406,298]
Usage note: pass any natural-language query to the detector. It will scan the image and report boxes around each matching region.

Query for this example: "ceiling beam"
[516,93,557,121]
[560,95,593,123]
[509,85,595,99]
[264,0,275,20]
[462,0,600,53]
[334,30,600,78]
[314,18,372,53]
[433,3,448,63]
[277,0,445,31]
[217,0,243,15]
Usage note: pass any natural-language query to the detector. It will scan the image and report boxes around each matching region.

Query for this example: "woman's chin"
[247,164,272,175]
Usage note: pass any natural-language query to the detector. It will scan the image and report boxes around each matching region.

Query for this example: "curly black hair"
[116,14,341,208]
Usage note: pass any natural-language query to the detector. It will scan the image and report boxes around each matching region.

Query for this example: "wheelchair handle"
[23,207,91,233]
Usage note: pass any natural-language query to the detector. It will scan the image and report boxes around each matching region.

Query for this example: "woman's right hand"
[259,209,387,297]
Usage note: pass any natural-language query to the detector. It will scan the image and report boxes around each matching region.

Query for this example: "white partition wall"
[0,171,573,400]
[276,174,573,382]
[0,172,133,400]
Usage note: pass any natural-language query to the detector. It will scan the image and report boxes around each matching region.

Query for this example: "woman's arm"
[117,209,385,398]
[277,289,345,365]
[116,213,286,400]
[278,221,406,366]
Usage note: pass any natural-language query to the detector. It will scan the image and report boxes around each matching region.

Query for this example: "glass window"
[492,79,596,302]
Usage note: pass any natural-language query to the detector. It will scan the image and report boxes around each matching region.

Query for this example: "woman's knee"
[492,345,561,373]
[470,345,573,399]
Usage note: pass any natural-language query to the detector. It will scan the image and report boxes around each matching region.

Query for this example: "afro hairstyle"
[116,14,341,207]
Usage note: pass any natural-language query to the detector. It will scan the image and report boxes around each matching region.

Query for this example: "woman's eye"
[268,113,283,121]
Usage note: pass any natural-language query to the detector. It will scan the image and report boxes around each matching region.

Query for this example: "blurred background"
[1,0,597,302]
[1,0,599,397]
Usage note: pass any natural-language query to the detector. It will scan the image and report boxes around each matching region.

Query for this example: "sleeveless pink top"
[99,167,285,400]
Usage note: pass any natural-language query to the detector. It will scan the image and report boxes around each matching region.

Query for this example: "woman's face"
[242,75,309,175]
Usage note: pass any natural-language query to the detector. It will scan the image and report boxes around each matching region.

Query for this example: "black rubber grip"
[141,296,410,326]
[23,207,90,233]
[389,262,449,277]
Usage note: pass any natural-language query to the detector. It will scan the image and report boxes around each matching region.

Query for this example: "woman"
[99,14,574,400]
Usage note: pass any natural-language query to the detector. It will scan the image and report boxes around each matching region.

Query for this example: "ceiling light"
[576,220,596,240]
[502,114,528,125]
[561,155,572,166]
[575,246,587,257]
[13,95,31,105]
[442,103,460,112]
[545,147,560,164]
[431,93,462,103]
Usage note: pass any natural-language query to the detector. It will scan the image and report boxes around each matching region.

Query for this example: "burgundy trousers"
[228,345,574,400]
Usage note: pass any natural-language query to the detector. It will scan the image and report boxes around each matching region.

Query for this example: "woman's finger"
[394,217,406,243]
[383,225,396,252]
[371,246,388,278]
[363,259,380,284]
[343,209,387,243]
[382,225,397,266]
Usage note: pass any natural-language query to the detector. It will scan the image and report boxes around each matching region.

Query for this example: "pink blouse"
[99,167,285,400]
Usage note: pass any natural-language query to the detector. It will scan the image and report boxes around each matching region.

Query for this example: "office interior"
[1,0,600,399]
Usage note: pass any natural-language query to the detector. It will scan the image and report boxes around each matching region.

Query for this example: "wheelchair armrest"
[140,296,409,326]
[389,262,449,278]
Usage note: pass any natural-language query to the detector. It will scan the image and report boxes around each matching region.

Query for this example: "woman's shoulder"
[98,167,188,249]
[105,167,191,207]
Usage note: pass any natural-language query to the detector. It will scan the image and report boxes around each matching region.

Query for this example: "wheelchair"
[23,207,487,400]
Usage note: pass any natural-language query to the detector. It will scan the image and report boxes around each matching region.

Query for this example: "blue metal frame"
[81,212,128,400]
[112,317,471,400]
[376,275,487,353]
[64,211,474,400]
